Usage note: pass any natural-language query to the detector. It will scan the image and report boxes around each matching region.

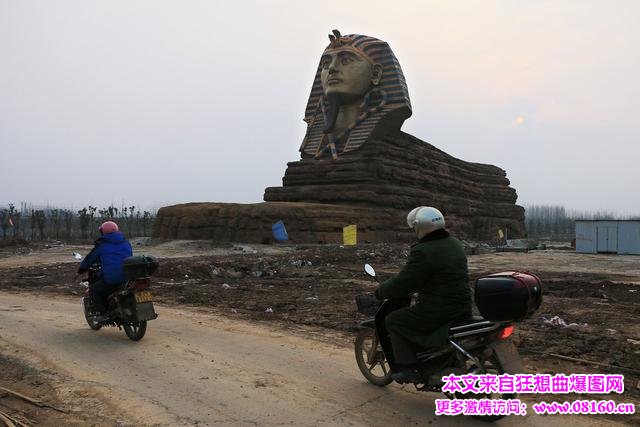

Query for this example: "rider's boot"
[391,365,423,384]
[93,313,109,323]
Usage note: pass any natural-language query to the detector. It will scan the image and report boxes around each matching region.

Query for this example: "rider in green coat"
[374,206,472,383]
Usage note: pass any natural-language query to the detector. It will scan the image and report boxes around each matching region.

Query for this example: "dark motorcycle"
[76,253,159,341]
[354,264,542,421]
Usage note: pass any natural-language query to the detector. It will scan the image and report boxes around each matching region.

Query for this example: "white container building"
[575,220,640,255]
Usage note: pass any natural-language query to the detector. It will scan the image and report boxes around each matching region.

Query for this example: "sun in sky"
[515,116,525,126]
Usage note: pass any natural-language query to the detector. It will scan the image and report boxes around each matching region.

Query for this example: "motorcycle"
[354,264,542,422]
[74,253,159,341]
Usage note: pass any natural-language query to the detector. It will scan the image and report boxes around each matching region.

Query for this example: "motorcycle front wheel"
[82,297,102,330]
[123,320,147,341]
[354,328,393,386]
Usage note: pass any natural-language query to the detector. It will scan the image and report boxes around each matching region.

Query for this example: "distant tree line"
[0,202,156,241]
[524,204,639,240]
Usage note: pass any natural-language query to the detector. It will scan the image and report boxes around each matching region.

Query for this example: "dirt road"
[0,293,627,426]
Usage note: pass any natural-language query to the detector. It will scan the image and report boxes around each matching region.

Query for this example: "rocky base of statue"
[152,202,416,244]
[263,131,525,241]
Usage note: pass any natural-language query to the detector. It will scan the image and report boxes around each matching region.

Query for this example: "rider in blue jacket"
[78,221,132,321]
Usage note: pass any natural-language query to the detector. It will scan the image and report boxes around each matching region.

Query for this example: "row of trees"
[0,202,156,241]
[523,204,638,239]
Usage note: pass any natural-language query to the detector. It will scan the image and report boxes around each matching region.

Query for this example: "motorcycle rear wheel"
[354,328,393,386]
[123,320,147,341]
[453,351,517,422]
[82,297,102,330]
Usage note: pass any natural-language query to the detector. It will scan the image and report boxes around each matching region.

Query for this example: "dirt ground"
[0,342,123,426]
[0,240,638,424]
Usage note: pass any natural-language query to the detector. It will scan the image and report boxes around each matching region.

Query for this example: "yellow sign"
[343,224,357,246]
[498,229,504,239]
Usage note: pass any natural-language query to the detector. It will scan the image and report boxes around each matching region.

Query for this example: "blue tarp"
[272,220,288,242]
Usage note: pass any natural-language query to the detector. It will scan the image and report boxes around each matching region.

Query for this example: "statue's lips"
[327,78,343,85]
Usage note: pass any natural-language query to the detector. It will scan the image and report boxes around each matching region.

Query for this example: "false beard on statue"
[322,92,342,134]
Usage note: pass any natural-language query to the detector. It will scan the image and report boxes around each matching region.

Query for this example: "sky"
[1,1,638,215]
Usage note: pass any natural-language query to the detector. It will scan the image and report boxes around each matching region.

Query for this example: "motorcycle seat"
[107,284,127,300]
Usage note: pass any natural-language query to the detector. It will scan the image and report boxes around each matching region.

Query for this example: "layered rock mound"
[155,131,524,243]
[153,202,412,243]
[264,131,524,241]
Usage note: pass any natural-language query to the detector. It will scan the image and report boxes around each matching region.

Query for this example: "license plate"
[135,291,153,303]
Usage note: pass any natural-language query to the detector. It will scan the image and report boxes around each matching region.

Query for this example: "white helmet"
[406,206,446,239]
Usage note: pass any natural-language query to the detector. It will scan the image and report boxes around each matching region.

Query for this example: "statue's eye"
[341,56,354,65]
[320,58,331,69]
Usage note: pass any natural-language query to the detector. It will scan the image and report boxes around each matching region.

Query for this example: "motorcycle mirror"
[363,264,376,277]
[73,252,83,260]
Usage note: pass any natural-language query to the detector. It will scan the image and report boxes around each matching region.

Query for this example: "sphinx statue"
[300,30,411,159]
[264,29,525,240]
[154,30,526,243]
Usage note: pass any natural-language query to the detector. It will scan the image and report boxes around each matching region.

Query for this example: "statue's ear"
[371,63,383,86]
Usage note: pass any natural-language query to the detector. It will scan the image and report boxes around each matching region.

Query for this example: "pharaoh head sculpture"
[300,30,412,159]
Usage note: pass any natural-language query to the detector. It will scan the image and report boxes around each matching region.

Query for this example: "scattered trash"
[184,274,189,279]
[541,316,587,328]
[221,283,232,289]
[230,308,238,314]
[227,270,244,279]
[629,290,637,293]
[265,307,274,314]
[252,270,264,278]
[291,260,312,267]
[506,239,539,250]
[626,338,640,345]
[305,296,319,301]
[343,224,357,246]
[591,289,616,301]
[272,220,288,242]
[606,329,617,335]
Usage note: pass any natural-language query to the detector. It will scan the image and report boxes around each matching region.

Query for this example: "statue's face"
[320,49,376,102]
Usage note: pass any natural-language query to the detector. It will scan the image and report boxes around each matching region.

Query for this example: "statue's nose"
[328,57,339,72]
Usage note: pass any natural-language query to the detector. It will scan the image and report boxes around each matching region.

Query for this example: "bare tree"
[49,209,62,240]
[63,209,74,239]
[78,208,91,239]
[0,209,7,239]
[34,210,47,240]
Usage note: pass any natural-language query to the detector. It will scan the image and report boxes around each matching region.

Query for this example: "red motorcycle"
[354,264,542,421]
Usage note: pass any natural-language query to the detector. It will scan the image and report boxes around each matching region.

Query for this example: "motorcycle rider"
[78,221,133,322]
[374,207,472,383]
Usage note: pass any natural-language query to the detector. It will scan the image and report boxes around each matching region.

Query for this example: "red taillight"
[499,325,514,339]
[132,278,150,290]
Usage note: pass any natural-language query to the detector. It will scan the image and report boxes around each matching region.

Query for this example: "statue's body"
[300,30,411,159]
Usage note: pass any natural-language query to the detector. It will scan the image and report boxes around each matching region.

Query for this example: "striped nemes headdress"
[299,30,412,157]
